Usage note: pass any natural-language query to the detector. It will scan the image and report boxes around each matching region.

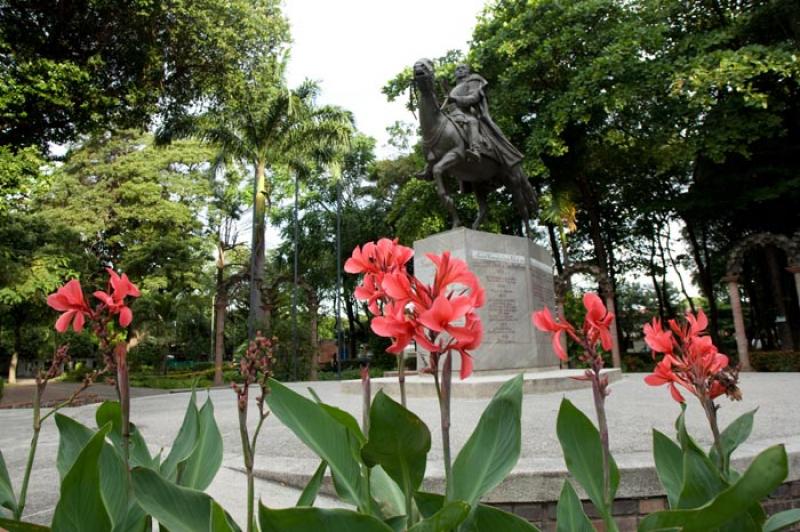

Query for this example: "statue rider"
[447,64,485,162]
[418,64,524,180]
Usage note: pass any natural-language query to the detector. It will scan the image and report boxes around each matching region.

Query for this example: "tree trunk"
[248,160,268,340]
[213,243,226,385]
[345,296,358,363]
[546,223,564,275]
[213,291,227,386]
[9,317,22,384]
[683,217,721,343]
[656,233,675,317]
[308,290,319,381]
[766,247,795,350]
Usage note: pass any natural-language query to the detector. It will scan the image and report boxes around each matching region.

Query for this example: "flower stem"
[238,406,255,532]
[589,356,617,531]
[361,362,371,434]
[702,397,726,474]
[115,343,131,473]
[438,353,454,501]
[14,382,43,520]
[397,352,407,408]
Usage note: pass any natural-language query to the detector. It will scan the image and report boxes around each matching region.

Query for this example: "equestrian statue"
[412,58,538,234]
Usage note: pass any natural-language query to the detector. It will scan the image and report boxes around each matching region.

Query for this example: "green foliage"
[132,467,237,532]
[0,0,290,148]
[555,398,619,524]
[51,424,112,531]
[0,449,16,517]
[640,445,789,531]
[556,481,593,532]
[0,377,3,403]
[452,374,523,508]
[361,391,431,499]
[258,504,392,532]
[652,429,683,508]
[413,492,539,532]
[750,351,800,372]
[406,501,469,532]
[266,379,366,509]
[296,461,327,507]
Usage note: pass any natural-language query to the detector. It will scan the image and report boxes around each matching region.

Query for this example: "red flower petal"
[55,310,75,333]
[119,306,133,328]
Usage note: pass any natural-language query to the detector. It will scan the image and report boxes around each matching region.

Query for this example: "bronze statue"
[412,58,537,234]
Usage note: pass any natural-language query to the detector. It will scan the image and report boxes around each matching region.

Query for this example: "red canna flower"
[532,307,573,361]
[643,318,673,354]
[47,279,92,333]
[582,293,614,352]
[643,309,739,404]
[371,301,415,354]
[93,269,141,328]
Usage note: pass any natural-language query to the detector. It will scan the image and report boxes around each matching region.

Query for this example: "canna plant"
[259,238,534,531]
[534,299,800,532]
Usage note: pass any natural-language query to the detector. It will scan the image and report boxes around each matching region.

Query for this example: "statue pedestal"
[413,228,558,373]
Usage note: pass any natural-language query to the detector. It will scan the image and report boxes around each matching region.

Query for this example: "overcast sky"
[282,0,487,156]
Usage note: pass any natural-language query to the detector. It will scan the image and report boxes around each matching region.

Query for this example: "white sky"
[282,0,488,156]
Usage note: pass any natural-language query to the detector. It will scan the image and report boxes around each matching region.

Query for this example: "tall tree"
[160,57,353,340]
[0,0,289,148]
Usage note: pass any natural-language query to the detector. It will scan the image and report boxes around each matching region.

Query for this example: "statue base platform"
[339,368,622,399]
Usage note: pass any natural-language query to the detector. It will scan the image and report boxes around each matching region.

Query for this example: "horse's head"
[413,58,434,82]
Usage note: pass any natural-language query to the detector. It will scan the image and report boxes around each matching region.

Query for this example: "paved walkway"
[0,380,164,409]
[1,372,798,525]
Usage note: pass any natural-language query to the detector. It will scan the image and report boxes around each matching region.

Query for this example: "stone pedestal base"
[413,228,557,373]
[339,368,622,399]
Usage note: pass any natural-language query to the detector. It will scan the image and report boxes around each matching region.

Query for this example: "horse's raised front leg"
[432,151,462,228]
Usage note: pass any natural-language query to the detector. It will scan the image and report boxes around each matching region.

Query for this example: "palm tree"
[159,55,352,341]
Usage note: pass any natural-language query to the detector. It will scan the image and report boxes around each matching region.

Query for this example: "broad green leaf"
[98,434,129,528]
[452,374,523,507]
[0,448,17,516]
[556,481,593,532]
[54,413,95,480]
[258,504,393,532]
[54,413,128,527]
[0,517,50,531]
[709,409,757,476]
[675,407,727,509]
[639,445,789,532]
[266,379,365,509]
[308,387,366,445]
[764,509,800,532]
[362,391,431,499]
[407,500,470,532]
[51,424,112,532]
[161,391,200,482]
[131,466,228,532]
[209,500,240,532]
[320,403,367,446]
[297,461,327,507]
[414,492,540,531]
[555,398,619,518]
[95,401,155,468]
[370,465,406,520]
[652,429,683,508]
[179,397,223,490]
[113,501,149,532]
[469,503,541,532]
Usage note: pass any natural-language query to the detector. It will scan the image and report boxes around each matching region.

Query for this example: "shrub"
[750,350,800,372]
[0,376,4,401]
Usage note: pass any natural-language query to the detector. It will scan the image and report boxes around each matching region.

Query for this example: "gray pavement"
[1,372,798,526]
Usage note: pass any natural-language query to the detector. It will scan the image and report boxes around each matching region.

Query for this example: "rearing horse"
[412,58,538,234]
